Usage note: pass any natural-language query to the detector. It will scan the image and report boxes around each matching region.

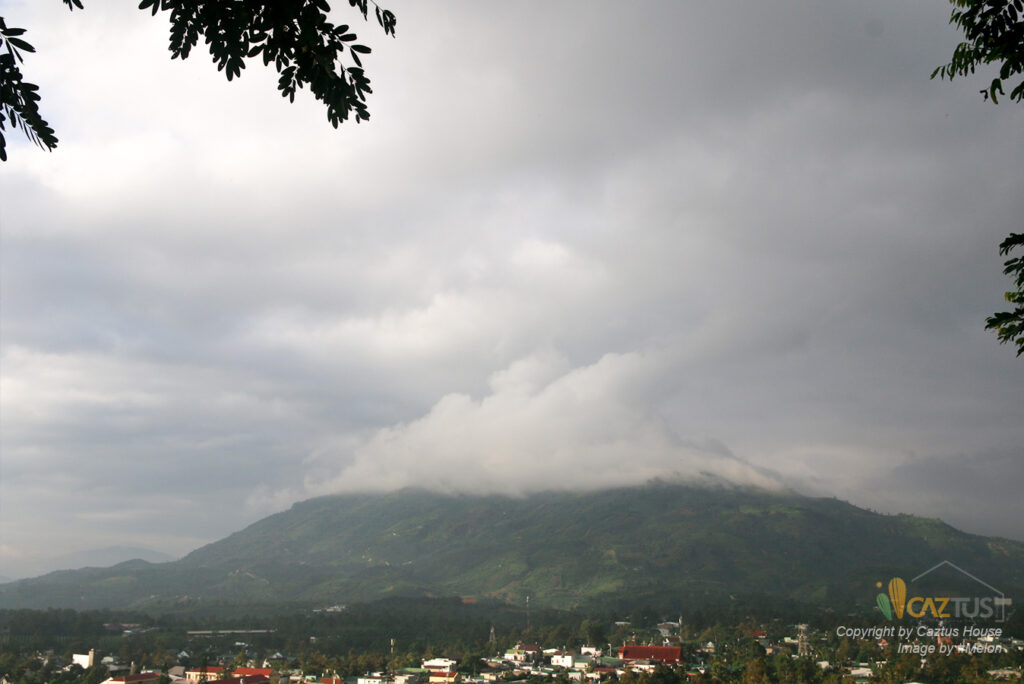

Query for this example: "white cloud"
[306,351,782,496]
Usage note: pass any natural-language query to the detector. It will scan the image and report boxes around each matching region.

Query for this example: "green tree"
[985,233,1024,355]
[738,659,770,684]
[934,2,1024,355]
[933,0,1024,103]
[0,0,396,161]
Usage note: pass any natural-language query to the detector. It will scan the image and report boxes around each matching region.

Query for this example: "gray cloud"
[1,1,1022,578]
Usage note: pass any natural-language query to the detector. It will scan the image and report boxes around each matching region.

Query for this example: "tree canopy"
[985,233,1024,355]
[932,0,1024,103]
[932,1,1024,356]
[0,0,396,161]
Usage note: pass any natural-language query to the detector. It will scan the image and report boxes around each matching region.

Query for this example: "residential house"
[103,674,163,684]
[186,668,226,683]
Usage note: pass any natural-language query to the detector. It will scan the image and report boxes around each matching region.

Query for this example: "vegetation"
[985,233,1024,355]
[0,602,1021,684]
[933,0,1024,104]
[932,1,1024,355]
[2,484,1022,615]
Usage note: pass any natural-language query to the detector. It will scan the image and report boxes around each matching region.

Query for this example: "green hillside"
[2,483,1022,613]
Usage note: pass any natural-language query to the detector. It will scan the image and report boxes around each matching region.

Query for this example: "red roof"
[233,670,273,677]
[618,646,682,664]
[207,677,269,684]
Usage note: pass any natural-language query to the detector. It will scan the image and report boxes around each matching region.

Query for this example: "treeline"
[1,598,1021,679]
[0,654,110,684]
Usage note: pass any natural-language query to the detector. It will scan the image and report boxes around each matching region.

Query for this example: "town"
[2,610,1022,684]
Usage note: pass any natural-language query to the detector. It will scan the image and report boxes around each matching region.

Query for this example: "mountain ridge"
[0,545,177,583]
[2,482,1021,613]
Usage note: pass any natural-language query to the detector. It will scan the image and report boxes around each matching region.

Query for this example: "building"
[73,651,96,669]
[103,675,163,684]
[617,646,682,665]
[185,668,225,683]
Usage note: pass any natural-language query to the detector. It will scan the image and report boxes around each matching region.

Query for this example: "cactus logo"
[876,577,906,620]
[874,561,1012,622]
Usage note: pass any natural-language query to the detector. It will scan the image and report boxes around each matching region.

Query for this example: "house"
[656,622,680,637]
[986,669,1022,680]
[211,671,270,684]
[624,659,658,674]
[420,658,457,684]
[101,658,130,676]
[73,651,96,669]
[427,673,458,684]
[617,646,681,665]
[502,646,540,664]
[103,674,163,684]
[357,673,392,684]
[186,668,271,684]
[421,659,457,674]
[846,666,873,680]
[358,673,421,684]
[205,677,270,684]
[549,654,575,669]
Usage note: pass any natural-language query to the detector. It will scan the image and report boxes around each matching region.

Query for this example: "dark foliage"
[138,0,395,126]
[0,0,395,161]
[933,0,1024,103]
[0,3,79,161]
[985,233,1024,355]
[933,2,1024,357]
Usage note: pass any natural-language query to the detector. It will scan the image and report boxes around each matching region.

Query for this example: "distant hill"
[1,483,1021,613]
[48,545,175,573]
[0,545,176,582]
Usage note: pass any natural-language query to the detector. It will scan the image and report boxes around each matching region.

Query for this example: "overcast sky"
[1,1,1022,579]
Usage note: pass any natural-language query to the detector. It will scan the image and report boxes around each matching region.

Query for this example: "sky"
[1,1,1022,580]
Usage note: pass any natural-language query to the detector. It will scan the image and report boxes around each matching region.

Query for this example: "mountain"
[0,545,176,582]
[46,545,175,574]
[1,483,1022,613]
